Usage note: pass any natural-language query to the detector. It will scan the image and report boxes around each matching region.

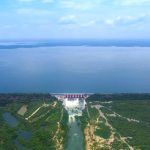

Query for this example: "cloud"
[93,0,150,6]
[16,8,52,15]
[0,25,13,30]
[118,0,150,6]
[105,15,146,26]
[80,20,96,27]
[42,0,54,3]
[3,25,12,29]
[59,15,78,24]
[59,15,96,28]
[60,0,94,10]
[18,0,34,2]
[18,0,54,3]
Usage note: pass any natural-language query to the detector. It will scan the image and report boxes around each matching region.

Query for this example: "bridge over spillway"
[51,93,93,100]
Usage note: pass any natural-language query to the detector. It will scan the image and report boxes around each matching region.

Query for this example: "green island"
[0,93,150,150]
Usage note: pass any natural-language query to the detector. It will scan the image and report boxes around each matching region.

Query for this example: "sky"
[0,0,150,39]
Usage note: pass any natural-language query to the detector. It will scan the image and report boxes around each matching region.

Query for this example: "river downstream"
[63,98,86,150]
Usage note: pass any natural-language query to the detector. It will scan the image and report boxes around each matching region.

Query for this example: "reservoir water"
[0,46,150,92]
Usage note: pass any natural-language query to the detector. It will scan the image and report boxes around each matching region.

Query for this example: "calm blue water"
[2,112,18,127]
[15,129,32,150]
[0,46,150,92]
[17,129,32,140]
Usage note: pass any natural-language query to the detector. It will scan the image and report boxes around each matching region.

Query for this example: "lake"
[0,46,150,92]
[2,112,18,127]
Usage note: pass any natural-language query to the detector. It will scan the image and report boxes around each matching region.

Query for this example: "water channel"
[63,98,86,150]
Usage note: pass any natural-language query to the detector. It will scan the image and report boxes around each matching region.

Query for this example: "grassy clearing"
[94,122,111,139]
[17,105,27,116]
[24,101,44,118]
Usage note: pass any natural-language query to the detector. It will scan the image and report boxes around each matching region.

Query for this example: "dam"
[51,93,92,150]
[51,93,92,100]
